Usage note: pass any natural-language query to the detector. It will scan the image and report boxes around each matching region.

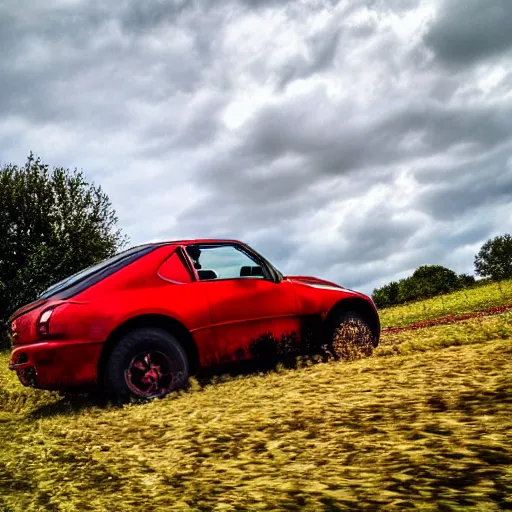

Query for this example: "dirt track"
[383,304,512,333]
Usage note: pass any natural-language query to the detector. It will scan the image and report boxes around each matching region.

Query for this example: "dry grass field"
[379,278,512,329]
[0,290,511,511]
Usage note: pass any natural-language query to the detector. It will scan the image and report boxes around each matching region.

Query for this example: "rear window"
[157,250,193,283]
[38,244,157,300]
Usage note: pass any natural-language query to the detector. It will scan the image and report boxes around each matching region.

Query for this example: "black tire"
[104,327,189,401]
[328,310,375,361]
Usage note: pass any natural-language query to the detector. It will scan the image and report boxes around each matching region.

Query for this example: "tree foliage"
[474,234,512,281]
[371,281,400,309]
[372,265,474,309]
[0,154,128,347]
[409,265,462,298]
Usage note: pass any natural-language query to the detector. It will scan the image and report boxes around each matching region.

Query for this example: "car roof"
[147,238,246,247]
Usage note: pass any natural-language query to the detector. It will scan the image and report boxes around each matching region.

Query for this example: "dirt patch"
[383,304,512,334]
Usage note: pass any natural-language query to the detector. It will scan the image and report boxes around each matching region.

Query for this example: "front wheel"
[328,311,375,361]
[104,328,189,401]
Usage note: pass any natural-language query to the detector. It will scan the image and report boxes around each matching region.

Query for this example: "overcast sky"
[1,0,512,294]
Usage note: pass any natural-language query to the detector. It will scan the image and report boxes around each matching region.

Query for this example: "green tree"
[397,276,421,304]
[408,264,462,299]
[0,154,128,348]
[474,234,512,281]
[457,273,476,288]
[372,281,400,309]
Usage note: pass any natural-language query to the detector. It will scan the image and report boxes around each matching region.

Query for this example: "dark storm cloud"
[415,148,512,221]
[0,0,218,126]
[443,220,494,250]
[181,93,512,217]
[338,214,419,265]
[120,0,191,32]
[306,208,421,272]
[139,94,227,155]
[238,0,292,7]
[231,94,383,173]
[424,0,512,65]
[175,178,315,232]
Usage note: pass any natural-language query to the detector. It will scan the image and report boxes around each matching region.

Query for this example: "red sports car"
[8,239,380,400]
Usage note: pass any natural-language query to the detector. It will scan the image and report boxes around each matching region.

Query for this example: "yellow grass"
[1,311,511,511]
[378,278,512,328]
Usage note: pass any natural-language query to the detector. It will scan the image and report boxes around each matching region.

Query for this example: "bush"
[409,265,462,298]
[458,273,476,288]
[0,154,127,349]
[373,265,474,309]
[372,281,399,309]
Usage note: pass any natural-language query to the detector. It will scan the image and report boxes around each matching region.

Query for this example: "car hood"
[286,275,374,305]
[285,275,346,291]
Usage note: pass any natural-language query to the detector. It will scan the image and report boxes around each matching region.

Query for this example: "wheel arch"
[324,297,381,344]
[97,314,201,386]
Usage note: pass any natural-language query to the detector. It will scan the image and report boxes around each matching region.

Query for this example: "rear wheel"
[328,311,375,361]
[104,328,189,401]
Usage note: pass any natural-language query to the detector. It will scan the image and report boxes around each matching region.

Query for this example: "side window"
[158,250,193,283]
[187,245,265,281]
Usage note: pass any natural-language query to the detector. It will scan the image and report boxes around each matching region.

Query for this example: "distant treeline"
[371,265,476,309]
[372,234,512,309]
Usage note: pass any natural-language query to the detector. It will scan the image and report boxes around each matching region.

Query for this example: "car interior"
[185,245,265,281]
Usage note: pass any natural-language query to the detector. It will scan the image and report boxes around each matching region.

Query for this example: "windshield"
[37,244,155,299]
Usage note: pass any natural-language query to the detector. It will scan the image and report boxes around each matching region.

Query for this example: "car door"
[185,244,301,365]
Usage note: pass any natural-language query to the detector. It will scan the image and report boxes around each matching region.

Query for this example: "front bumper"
[9,340,103,390]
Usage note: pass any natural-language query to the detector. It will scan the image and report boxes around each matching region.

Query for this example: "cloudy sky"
[2,0,512,294]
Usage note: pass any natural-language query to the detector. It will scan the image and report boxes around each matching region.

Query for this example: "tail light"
[37,308,55,337]
[11,320,18,340]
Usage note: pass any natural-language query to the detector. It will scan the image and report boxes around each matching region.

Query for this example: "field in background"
[378,278,512,329]
[1,306,512,510]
